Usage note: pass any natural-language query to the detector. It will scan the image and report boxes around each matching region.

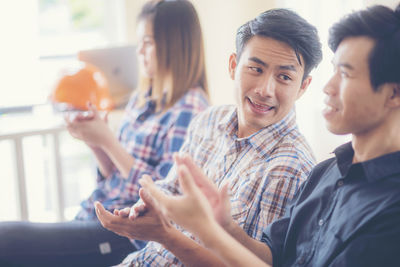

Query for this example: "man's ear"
[296,76,312,100]
[386,83,400,108]
[228,53,237,80]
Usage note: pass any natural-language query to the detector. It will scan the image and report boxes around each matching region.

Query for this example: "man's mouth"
[324,105,338,112]
[247,97,274,113]
[322,102,340,118]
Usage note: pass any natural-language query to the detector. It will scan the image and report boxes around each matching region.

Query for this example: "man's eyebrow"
[279,65,297,72]
[338,62,354,70]
[331,59,354,70]
[249,57,297,72]
[249,57,267,67]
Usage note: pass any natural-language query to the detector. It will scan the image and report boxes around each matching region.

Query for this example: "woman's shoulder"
[186,104,235,130]
[172,86,210,113]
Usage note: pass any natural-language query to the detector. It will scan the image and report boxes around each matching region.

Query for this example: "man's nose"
[323,74,339,96]
[255,74,276,97]
[136,43,144,55]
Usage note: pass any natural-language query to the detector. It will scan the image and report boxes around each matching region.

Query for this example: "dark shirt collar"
[334,142,400,182]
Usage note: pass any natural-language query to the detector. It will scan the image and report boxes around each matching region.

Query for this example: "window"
[0,0,126,222]
[0,0,126,110]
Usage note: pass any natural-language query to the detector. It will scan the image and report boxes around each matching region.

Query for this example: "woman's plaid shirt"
[76,88,209,221]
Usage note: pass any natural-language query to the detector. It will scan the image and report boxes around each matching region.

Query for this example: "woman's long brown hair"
[137,0,208,112]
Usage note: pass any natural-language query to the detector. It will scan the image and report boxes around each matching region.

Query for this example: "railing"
[0,106,70,222]
[0,122,67,221]
[0,107,123,222]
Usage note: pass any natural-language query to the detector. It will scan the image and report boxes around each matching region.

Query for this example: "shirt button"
[318,219,324,226]
[337,180,344,187]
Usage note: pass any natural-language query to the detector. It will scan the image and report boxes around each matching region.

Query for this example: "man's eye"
[340,71,349,78]
[278,74,291,81]
[249,67,262,73]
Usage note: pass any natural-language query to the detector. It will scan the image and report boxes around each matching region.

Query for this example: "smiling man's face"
[322,36,393,137]
[229,36,311,138]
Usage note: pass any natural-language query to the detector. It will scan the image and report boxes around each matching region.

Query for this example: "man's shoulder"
[190,105,235,129]
[198,104,234,118]
[176,87,210,110]
[267,129,317,172]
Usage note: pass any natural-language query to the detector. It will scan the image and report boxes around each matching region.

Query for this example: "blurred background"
[0,0,397,223]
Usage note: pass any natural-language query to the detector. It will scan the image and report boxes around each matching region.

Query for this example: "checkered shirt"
[75,87,209,221]
[120,105,316,266]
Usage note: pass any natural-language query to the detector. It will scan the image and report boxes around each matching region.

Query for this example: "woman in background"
[0,1,209,266]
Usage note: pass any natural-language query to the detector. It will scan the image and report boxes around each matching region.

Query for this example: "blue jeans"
[0,220,137,267]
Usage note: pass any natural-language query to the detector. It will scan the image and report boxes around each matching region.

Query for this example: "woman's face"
[136,19,157,78]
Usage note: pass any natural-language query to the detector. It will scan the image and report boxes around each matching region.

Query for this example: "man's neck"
[352,119,400,163]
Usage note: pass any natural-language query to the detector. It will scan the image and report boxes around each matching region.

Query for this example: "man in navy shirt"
[137,4,400,267]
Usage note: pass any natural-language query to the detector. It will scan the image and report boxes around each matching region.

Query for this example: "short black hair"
[329,4,400,91]
[235,9,322,80]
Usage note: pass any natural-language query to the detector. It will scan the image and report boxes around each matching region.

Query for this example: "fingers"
[177,164,201,197]
[175,154,219,202]
[219,181,230,201]
[125,201,147,221]
[95,201,115,226]
[117,207,131,217]
[75,111,94,121]
[139,175,170,209]
[87,101,99,117]
[139,187,156,210]
[64,111,78,126]
[178,154,215,189]
[219,181,231,213]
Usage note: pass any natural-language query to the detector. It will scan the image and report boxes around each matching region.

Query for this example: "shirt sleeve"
[260,166,307,225]
[328,207,400,267]
[250,152,312,241]
[260,178,303,267]
[152,109,201,195]
[124,90,208,204]
[122,108,200,202]
[95,91,139,183]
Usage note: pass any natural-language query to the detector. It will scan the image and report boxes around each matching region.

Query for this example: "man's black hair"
[329,4,400,90]
[236,9,323,80]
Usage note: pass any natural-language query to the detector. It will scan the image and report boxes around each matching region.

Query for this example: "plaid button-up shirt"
[75,87,209,221]
[121,105,316,266]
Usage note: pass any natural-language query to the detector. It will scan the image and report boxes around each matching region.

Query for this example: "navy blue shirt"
[262,142,400,267]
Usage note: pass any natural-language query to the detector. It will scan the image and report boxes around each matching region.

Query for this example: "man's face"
[229,36,310,138]
[323,37,391,136]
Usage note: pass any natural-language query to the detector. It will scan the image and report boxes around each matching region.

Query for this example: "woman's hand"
[64,102,113,148]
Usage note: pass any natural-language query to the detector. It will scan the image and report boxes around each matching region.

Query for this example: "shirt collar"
[217,107,297,159]
[143,87,167,113]
[334,142,400,182]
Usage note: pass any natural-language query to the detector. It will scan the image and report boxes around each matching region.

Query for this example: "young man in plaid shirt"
[96,8,322,267]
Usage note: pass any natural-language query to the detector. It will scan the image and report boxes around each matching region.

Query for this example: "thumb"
[139,175,169,207]
[94,201,107,218]
[139,187,156,210]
